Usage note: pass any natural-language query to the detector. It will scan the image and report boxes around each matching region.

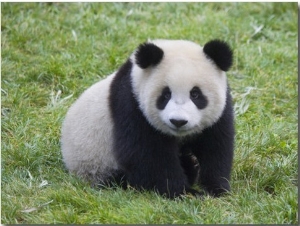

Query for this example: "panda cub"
[61,39,234,198]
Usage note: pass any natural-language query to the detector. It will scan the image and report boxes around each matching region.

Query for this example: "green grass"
[1,2,298,224]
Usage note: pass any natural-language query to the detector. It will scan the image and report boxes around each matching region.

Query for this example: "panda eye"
[164,90,171,99]
[156,87,172,110]
[190,86,208,109]
[161,87,171,100]
[190,88,200,99]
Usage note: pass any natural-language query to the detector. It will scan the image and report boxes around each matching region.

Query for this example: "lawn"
[1,2,298,224]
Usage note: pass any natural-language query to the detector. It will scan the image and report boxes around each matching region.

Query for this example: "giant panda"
[61,39,234,199]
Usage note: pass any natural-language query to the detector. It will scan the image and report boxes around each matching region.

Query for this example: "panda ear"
[135,42,164,69]
[203,40,233,71]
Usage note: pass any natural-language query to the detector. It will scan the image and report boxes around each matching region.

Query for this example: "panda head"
[130,39,233,137]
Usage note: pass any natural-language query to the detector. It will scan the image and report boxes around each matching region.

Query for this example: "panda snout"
[169,119,188,128]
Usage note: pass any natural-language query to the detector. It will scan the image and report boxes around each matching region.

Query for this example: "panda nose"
[170,119,188,128]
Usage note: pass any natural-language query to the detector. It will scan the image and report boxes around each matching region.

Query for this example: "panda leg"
[180,151,200,185]
[195,142,233,197]
[114,135,202,198]
[188,129,234,197]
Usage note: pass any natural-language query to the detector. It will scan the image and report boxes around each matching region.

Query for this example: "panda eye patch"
[190,86,208,109]
[156,87,171,110]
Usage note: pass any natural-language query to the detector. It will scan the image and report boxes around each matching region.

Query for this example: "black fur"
[203,40,233,72]
[180,151,200,185]
[189,86,208,109]
[156,86,172,110]
[109,58,234,198]
[135,43,164,69]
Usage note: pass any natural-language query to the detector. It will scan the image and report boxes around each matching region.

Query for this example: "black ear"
[203,40,233,71]
[135,42,164,69]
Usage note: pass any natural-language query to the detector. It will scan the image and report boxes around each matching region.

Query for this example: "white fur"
[131,40,227,136]
[61,73,119,182]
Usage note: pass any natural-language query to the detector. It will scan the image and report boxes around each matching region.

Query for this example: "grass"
[1,2,298,224]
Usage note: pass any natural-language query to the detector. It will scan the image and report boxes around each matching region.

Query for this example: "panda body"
[61,73,119,181]
[61,39,234,198]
